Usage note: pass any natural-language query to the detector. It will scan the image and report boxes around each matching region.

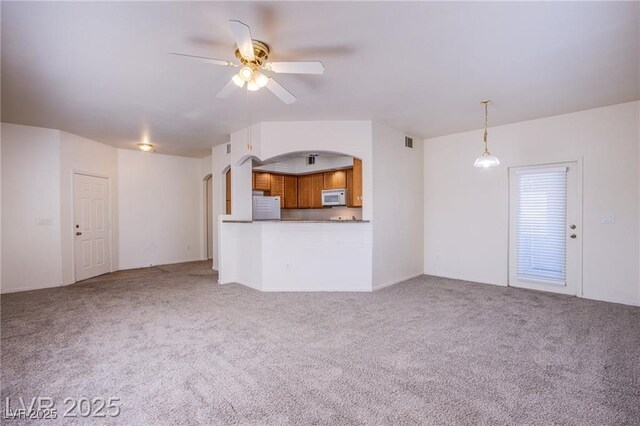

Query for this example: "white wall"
[424,101,640,306]
[200,155,212,262]
[210,143,231,271]
[117,149,203,270]
[59,131,118,284]
[372,123,424,289]
[1,123,63,292]
[2,123,211,291]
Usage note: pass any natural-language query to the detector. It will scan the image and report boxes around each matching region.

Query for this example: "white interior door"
[74,174,111,281]
[509,162,582,295]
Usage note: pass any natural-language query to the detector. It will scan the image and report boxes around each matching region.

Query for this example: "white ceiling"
[2,1,638,157]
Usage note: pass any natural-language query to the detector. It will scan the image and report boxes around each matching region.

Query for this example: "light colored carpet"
[1,261,639,425]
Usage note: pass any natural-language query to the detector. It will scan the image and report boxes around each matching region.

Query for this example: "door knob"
[570,234,577,239]
[570,224,576,229]
[75,232,82,236]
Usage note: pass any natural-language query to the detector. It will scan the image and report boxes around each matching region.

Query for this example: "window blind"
[516,167,567,285]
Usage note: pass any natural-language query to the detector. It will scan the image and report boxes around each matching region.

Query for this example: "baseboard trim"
[230,280,262,291]
[1,282,62,294]
[116,258,205,272]
[373,272,424,291]
[263,287,372,292]
[580,293,640,307]
[427,273,640,307]
[424,272,507,287]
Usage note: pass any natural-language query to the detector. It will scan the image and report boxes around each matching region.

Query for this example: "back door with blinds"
[508,162,582,295]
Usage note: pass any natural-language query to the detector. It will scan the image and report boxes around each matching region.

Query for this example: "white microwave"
[322,189,346,206]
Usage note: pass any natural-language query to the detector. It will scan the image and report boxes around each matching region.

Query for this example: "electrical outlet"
[186,244,191,250]
[285,263,292,272]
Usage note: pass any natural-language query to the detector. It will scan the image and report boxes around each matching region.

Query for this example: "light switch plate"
[601,214,615,224]
[35,217,54,226]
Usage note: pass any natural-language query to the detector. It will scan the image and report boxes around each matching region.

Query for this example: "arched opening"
[203,174,213,260]
[251,151,363,221]
[221,166,232,215]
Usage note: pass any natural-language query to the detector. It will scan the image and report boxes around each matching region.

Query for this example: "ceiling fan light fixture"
[137,142,154,152]
[232,74,245,88]
[474,100,500,168]
[238,66,254,82]
[254,71,269,88]
[246,78,260,91]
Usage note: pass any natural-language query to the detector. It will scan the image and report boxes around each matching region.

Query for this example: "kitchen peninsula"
[215,120,421,293]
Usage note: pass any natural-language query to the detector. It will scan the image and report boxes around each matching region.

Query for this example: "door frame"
[203,174,213,260]
[507,158,584,297]
[72,171,113,283]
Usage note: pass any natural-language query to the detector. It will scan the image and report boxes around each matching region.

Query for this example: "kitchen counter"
[222,219,370,223]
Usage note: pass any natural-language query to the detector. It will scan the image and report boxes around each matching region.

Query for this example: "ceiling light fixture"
[232,74,245,88]
[253,71,269,88]
[238,66,254,82]
[138,142,154,152]
[474,100,500,168]
[246,71,269,92]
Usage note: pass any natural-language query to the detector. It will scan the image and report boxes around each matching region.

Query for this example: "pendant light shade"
[474,100,500,168]
[474,152,500,168]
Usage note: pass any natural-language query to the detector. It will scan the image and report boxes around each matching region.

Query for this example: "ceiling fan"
[170,20,324,104]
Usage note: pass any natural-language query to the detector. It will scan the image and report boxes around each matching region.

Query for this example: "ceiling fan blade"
[169,53,233,67]
[265,61,325,74]
[229,20,255,61]
[265,78,296,104]
[216,79,238,99]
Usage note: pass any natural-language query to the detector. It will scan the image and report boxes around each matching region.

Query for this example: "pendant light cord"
[482,101,491,154]
[482,101,490,153]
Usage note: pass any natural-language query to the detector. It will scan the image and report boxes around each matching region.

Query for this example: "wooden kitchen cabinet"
[225,169,232,214]
[284,175,298,208]
[347,159,363,207]
[270,174,285,208]
[298,173,324,208]
[323,170,347,190]
[253,172,271,191]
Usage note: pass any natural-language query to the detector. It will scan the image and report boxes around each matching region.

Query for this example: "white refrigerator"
[252,196,281,220]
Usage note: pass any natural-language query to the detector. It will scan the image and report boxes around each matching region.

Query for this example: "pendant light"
[474,100,500,168]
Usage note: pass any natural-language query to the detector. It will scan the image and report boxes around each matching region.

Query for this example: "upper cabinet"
[323,170,347,190]
[270,174,285,208]
[347,159,362,207]
[298,173,324,208]
[253,172,271,191]
[252,159,361,209]
[284,176,298,209]
[225,170,232,214]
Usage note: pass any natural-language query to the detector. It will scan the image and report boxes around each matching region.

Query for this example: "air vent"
[405,136,413,148]
[226,143,231,154]
[306,155,316,165]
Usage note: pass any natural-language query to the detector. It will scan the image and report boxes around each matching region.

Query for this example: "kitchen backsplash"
[281,207,363,221]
